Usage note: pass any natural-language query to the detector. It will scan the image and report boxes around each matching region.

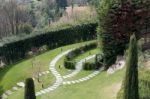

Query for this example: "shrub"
[83,54,103,70]
[64,61,76,69]
[24,78,36,99]
[65,42,97,60]
[64,42,97,69]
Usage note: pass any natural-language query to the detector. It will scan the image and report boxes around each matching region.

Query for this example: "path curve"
[36,49,73,96]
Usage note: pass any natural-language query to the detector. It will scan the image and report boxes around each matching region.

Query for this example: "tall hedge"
[123,34,139,99]
[24,78,36,99]
[0,22,97,64]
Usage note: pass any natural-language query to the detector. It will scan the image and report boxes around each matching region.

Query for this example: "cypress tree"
[24,78,36,99]
[123,34,139,99]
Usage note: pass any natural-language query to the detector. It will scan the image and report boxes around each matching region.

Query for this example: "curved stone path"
[36,49,73,96]
[3,49,102,98]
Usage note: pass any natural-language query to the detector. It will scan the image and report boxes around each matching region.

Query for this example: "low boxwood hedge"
[83,54,104,70]
[64,61,76,69]
[64,42,97,70]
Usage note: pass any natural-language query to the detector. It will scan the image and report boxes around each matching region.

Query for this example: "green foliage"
[64,61,76,69]
[64,42,97,70]
[117,70,150,99]
[24,78,36,99]
[83,53,103,70]
[0,22,97,65]
[97,0,120,69]
[83,62,101,70]
[97,0,150,69]
[123,34,139,99]
[19,23,33,34]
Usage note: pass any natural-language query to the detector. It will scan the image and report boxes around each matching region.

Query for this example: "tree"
[97,0,150,69]
[123,34,139,99]
[24,78,36,99]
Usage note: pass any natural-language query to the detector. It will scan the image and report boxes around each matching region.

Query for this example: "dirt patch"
[103,82,122,99]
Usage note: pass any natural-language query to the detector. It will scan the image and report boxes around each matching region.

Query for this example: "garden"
[0,0,150,99]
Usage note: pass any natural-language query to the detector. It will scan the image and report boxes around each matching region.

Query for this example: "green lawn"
[37,69,125,99]
[0,40,95,94]
[5,39,126,99]
[7,69,125,99]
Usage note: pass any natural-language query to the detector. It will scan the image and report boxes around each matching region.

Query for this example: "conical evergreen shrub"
[24,78,36,99]
[123,34,139,99]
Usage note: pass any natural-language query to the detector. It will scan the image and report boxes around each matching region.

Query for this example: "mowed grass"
[7,69,125,99]
[6,40,126,99]
[37,69,125,99]
[0,40,95,94]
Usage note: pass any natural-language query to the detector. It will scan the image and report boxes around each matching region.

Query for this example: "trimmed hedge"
[0,22,97,64]
[64,61,76,69]
[83,54,103,70]
[64,42,97,70]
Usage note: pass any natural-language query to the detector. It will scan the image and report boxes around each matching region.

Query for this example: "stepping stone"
[39,73,42,76]
[67,82,71,85]
[40,90,46,94]
[84,77,89,80]
[2,93,7,99]
[89,74,94,77]
[17,82,25,87]
[81,78,87,81]
[36,92,42,96]
[36,92,41,96]
[75,80,80,83]
[32,78,35,80]
[63,82,67,85]
[5,90,12,95]
[12,87,18,91]
[71,81,76,84]
[48,88,54,91]
[79,79,84,82]
[46,71,50,73]
[44,89,49,93]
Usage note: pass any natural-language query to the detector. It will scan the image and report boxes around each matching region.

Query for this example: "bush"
[83,62,96,70]
[66,42,97,60]
[64,42,97,69]
[64,61,76,69]
[83,54,103,70]
[0,22,97,64]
